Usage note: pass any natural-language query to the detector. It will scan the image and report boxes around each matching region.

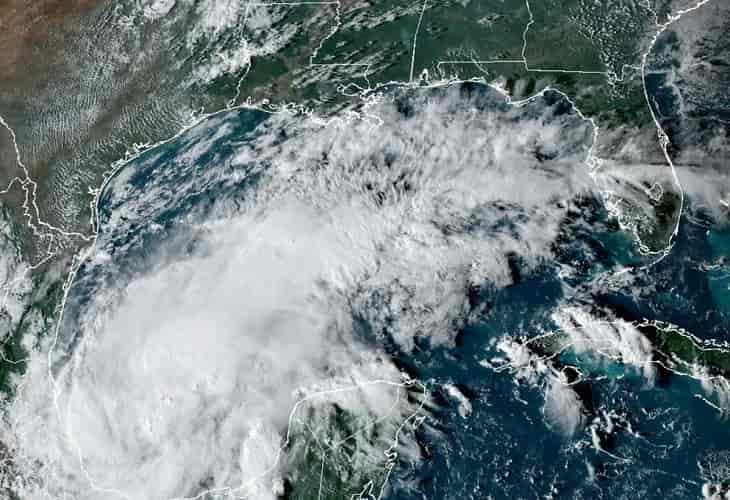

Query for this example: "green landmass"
[639,321,730,377]
[283,402,399,500]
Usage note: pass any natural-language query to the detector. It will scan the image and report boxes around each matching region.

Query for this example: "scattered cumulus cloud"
[490,337,587,437]
[552,306,656,383]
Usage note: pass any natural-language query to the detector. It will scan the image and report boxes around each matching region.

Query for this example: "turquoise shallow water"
[389,227,730,499]
[69,83,730,499]
[707,229,730,316]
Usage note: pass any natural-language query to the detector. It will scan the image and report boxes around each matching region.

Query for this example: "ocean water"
[57,83,730,500]
[383,217,730,499]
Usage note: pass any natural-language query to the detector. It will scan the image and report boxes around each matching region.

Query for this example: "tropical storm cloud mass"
[4,83,598,499]
[0,1,729,499]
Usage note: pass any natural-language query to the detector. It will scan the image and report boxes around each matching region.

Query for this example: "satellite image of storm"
[0,1,729,499]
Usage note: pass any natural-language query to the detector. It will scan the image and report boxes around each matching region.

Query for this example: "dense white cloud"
[0,207,33,339]
[443,384,472,419]
[3,84,601,499]
[490,337,586,437]
[132,0,315,86]
[552,306,656,383]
